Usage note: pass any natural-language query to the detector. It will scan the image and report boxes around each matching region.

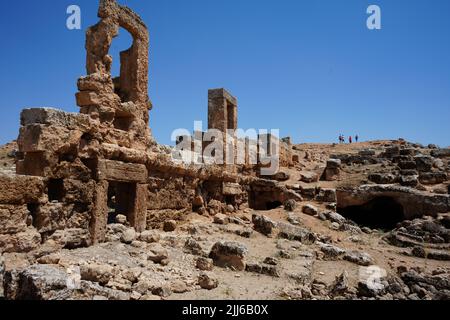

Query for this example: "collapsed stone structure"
[1,1,449,302]
[176,88,295,173]
[0,0,298,253]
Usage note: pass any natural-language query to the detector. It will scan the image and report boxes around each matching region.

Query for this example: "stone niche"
[88,160,149,243]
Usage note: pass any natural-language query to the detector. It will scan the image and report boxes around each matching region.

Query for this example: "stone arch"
[83,0,150,105]
[95,0,150,106]
[78,0,152,147]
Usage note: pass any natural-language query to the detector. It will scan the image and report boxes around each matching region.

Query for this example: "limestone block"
[0,173,45,204]
[97,160,147,183]
[0,205,29,234]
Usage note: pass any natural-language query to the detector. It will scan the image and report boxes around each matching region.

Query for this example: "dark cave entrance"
[48,179,65,202]
[107,181,137,224]
[248,190,283,210]
[265,201,283,210]
[224,195,236,206]
[337,196,405,230]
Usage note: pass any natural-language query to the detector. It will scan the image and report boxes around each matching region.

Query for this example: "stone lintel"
[97,159,148,183]
[208,88,238,106]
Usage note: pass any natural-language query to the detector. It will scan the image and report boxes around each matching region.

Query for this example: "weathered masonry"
[0,0,297,253]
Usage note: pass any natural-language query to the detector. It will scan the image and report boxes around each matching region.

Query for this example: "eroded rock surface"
[0,0,449,301]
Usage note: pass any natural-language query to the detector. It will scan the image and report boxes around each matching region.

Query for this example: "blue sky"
[0,0,449,147]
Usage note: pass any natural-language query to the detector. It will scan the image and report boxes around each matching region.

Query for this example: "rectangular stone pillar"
[89,180,109,244]
[208,88,237,132]
[208,88,238,173]
[130,184,148,232]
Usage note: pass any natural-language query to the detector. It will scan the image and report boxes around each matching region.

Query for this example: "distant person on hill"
[355,135,359,143]
[349,136,352,144]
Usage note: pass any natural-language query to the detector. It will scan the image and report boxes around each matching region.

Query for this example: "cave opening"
[107,181,136,224]
[248,190,284,210]
[27,203,39,229]
[48,179,65,202]
[224,195,236,206]
[113,114,134,131]
[337,196,405,230]
[265,201,283,210]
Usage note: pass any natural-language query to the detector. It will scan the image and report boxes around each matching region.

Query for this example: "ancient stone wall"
[0,0,294,254]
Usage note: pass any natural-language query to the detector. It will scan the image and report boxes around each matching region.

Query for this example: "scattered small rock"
[411,246,426,258]
[287,213,302,226]
[263,257,279,266]
[252,214,276,236]
[152,286,172,297]
[148,244,169,265]
[138,230,160,243]
[330,222,340,230]
[226,205,235,213]
[361,227,373,234]
[302,204,318,216]
[278,250,292,259]
[284,199,297,212]
[278,222,316,244]
[344,251,374,266]
[115,214,127,225]
[320,243,346,260]
[329,271,349,296]
[317,212,327,221]
[198,273,218,290]
[163,220,177,232]
[184,238,205,256]
[196,257,214,271]
[300,171,319,183]
[324,211,347,224]
[209,241,248,271]
[120,228,136,244]
[214,213,229,225]
[170,280,189,294]
[246,262,280,277]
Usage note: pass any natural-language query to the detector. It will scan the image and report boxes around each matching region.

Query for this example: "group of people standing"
[339,134,359,144]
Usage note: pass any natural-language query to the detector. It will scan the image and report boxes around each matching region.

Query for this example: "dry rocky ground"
[1,139,449,301]
[2,0,448,302]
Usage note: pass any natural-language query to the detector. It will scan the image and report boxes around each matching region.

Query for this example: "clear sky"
[0,0,449,147]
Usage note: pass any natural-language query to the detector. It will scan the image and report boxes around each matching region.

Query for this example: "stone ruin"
[175,88,295,173]
[0,0,298,253]
[1,1,450,302]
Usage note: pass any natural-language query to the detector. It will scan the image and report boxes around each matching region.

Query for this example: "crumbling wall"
[0,0,297,255]
[77,0,152,151]
[0,173,44,253]
[279,137,294,168]
[147,175,197,211]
